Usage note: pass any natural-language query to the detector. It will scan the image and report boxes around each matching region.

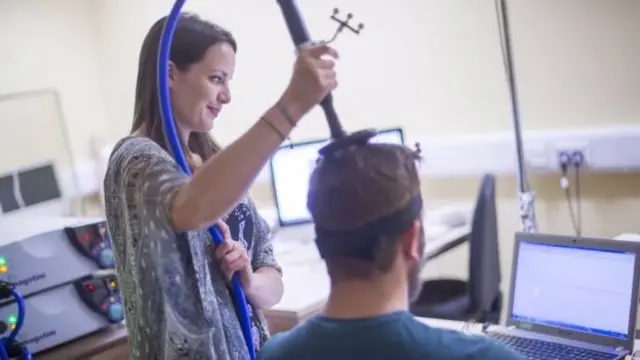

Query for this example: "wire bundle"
[0,282,31,360]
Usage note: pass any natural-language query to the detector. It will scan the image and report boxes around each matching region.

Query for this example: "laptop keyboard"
[486,332,619,360]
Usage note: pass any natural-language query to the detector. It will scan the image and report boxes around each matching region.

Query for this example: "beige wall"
[89,0,640,141]
[0,0,108,165]
[0,0,639,300]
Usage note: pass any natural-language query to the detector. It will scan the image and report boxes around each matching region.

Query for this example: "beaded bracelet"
[262,116,287,141]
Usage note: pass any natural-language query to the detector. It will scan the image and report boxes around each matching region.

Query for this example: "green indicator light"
[0,257,6,266]
[7,315,16,324]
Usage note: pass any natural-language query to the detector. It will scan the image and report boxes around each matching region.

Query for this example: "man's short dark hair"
[307,143,422,281]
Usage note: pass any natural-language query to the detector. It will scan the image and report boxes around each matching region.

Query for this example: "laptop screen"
[511,241,636,340]
[270,128,404,226]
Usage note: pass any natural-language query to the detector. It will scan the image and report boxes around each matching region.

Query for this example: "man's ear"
[400,220,422,262]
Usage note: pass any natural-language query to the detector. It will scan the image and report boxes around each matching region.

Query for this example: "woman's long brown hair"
[131,13,237,165]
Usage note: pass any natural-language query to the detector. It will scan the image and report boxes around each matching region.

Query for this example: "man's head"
[307,142,426,301]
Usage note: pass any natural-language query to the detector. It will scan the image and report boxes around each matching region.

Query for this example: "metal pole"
[496,0,538,232]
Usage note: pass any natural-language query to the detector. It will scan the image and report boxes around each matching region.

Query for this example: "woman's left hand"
[214,221,254,292]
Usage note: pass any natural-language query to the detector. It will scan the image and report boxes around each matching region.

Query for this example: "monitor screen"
[18,163,61,207]
[511,241,636,340]
[270,128,405,226]
[0,174,20,213]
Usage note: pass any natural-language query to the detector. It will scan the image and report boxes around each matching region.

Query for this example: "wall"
[1,0,639,313]
[0,0,108,164]
[0,0,111,216]
[414,0,640,286]
[92,0,516,141]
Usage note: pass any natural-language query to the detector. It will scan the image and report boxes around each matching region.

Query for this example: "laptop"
[486,232,640,360]
[268,128,405,244]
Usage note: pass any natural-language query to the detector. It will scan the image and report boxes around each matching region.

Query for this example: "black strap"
[314,196,422,260]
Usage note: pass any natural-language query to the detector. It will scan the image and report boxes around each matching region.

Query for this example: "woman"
[103,13,338,359]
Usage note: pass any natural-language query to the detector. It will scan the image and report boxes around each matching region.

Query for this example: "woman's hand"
[214,221,253,292]
[280,43,339,120]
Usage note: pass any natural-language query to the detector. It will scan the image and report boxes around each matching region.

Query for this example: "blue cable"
[21,348,31,360]
[0,286,29,360]
[0,342,8,360]
[157,2,255,359]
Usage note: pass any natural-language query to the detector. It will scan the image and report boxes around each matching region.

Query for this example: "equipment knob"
[98,248,115,268]
[106,303,124,323]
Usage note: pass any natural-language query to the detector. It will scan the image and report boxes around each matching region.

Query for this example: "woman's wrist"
[259,99,303,142]
[277,93,306,125]
[244,268,284,309]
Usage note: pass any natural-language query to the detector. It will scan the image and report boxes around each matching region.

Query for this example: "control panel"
[0,275,123,355]
[74,273,124,324]
[65,221,115,269]
[0,217,115,298]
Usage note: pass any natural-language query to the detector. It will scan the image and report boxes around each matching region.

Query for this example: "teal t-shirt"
[258,311,524,360]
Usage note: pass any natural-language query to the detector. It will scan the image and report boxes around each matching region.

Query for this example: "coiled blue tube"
[157,2,255,359]
[0,286,29,360]
[0,342,8,360]
[22,348,32,360]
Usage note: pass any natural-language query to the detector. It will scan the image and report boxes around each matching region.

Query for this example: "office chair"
[410,173,502,324]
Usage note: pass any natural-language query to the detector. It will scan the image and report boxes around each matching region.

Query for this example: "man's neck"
[323,277,409,319]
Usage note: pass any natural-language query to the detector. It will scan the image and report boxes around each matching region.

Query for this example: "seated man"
[258,142,524,360]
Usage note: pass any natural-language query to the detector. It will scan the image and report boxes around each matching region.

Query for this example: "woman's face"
[170,42,236,134]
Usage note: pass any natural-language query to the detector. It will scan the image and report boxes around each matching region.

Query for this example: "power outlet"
[556,149,586,168]
[570,150,585,167]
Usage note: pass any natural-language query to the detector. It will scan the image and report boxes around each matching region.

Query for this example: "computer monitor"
[508,232,640,349]
[269,128,405,227]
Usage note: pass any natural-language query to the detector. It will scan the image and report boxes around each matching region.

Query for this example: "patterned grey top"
[103,136,281,360]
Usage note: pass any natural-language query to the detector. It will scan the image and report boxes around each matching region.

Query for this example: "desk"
[34,325,128,360]
[614,233,640,242]
[264,223,470,333]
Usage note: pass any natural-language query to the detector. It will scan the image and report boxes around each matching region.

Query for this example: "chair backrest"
[467,173,501,315]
